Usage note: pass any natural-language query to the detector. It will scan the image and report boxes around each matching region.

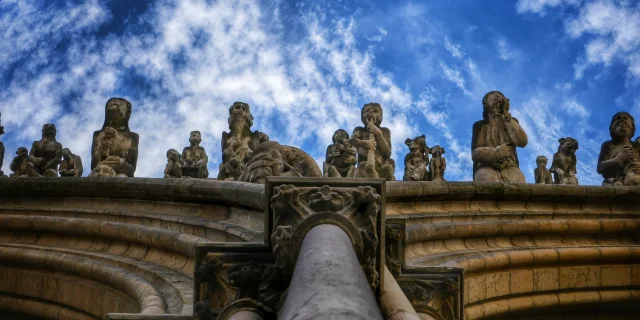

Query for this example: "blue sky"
[1,0,639,184]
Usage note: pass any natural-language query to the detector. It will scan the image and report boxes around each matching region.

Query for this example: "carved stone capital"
[396,269,463,320]
[266,177,386,293]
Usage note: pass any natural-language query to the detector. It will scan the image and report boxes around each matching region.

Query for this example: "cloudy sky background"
[1,0,638,184]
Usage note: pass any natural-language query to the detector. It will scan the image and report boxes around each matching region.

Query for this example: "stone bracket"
[386,217,464,320]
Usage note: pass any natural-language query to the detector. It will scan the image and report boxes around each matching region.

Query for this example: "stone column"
[279,224,383,320]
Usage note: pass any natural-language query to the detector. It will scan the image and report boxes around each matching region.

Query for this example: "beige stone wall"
[0,178,265,320]
[387,181,640,319]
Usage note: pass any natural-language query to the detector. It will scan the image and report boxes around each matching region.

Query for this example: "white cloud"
[516,0,581,15]
[439,61,472,96]
[444,36,464,58]
[497,38,514,61]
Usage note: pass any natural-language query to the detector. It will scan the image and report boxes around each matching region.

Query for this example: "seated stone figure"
[182,130,209,178]
[349,103,395,181]
[403,135,429,181]
[58,148,83,177]
[164,149,185,178]
[428,145,446,182]
[324,129,357,178]
[239,141,285,184]
[91,98,139,177]
[472,91,528,183]
[9,147,29,177]
[550,137,579,185]
[88,164,117,177]
[534,155,552,184]
[0,113,4,177]
[597,112,640,186]
[218,102,269,180]
[26,123,63,177]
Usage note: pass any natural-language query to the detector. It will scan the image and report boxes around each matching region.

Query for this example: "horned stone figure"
[429,145,446,182]
[550,137,579,185]
[58,148,83,177]
[597,112,640,186]
[472,91,528,183]
[182,130,208,178]
[349,102,395,181]
[324,129,357,178]
[164,148,185,178]
[9,147,29,177]
[534,155,552,184]
[26,123,63,177]
[403,135,428,181]
[91,98,139,177]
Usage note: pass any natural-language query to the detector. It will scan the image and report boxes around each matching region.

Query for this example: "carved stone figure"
[472,91,528,183]
[58,148,83,177]
[534,156,552,184]
[182,131,209,178]
[622,139,640,186]
[550,137,579,185]
[597,112,640,186]
[218,102,268,180]
[164,149,185,178]
[26,123,62,177]
[239,141,285,184]
[403,135,429,181]
[88,164,117,177]
[9,147,29,177]
[349,103,395,181]
[429,145,446,182]
[0,112,4,177]
[91,98,139,177]
[324,129,357,178]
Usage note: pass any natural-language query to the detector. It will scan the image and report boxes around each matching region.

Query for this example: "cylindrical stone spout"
[278,224,383,320]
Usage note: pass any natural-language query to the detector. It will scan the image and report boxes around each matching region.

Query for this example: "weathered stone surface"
[0,113,4,177]
[429,145,446,182]
[472,91,528,183]
[403,135,429,181]
[26,123,63,177]
[59,148,83,177]
[350,102,396,180]
[598,112,640,186]
[323,129,357,178]
[164,148,184,178]
[9,147,29,177]
[550,137,579,185]
[181,130,208,178]
[534,155,552,184]
[91,98,139,177]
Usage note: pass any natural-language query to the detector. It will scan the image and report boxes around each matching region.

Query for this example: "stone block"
[510,269,533,294]
[601,265,631,287]
[533,268,559,291]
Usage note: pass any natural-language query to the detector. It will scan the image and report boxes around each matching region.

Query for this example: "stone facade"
[0,178,639,320]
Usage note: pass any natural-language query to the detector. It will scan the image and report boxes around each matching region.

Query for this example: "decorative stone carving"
[218,102,268,181]
[472,91,528,183]
[428,145,446,182]
[91,98,139,177]
[88,164,117,177]
[324,129,357,178]
[269,183,383,290]
[534,155,552,184]
[182,130,209,178]
[239,141,285,184]
[0,112,4,177]
[164,149,184,178]
[403,135,429,181]
[397,277,461,320]
[350,102,395,180]
[27,123,62,177]
[597,112,640,186]
[385,223,404,276]
[58,148,83,177]
[550,137,579,185]
[9,147,29,177]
